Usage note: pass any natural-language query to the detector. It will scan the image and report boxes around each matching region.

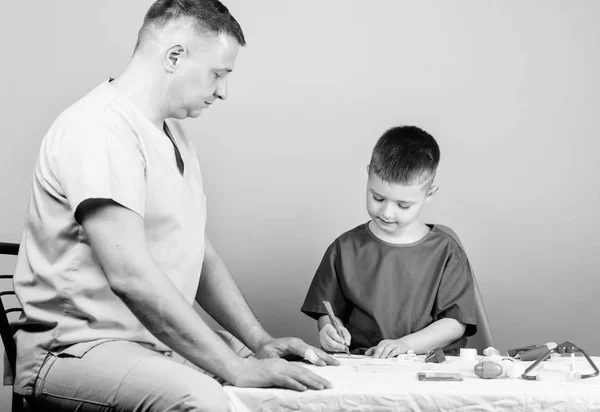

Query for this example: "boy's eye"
[373,196,384,202]
[398,204,411,210]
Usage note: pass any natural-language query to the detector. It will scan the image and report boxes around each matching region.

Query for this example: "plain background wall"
[2,0,600,405]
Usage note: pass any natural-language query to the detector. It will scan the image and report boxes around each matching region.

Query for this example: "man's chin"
[188,109,204,118]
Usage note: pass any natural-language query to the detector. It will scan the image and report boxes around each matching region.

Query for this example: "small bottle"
[483,347,500,357]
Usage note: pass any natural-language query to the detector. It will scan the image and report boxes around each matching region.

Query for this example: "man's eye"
[373,196,383,202]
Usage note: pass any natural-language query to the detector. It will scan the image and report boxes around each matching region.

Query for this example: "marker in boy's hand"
[320,322,352,353]
[321,301,351,354]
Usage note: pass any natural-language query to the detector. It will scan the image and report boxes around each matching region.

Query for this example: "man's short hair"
[134,0,246,52]
[369,125,440,186]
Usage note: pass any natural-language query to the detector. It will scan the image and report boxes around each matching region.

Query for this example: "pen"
[322,300,350,356]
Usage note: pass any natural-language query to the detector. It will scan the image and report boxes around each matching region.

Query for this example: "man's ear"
[366,165,370,175]
[425,185,439,202]
[164,44,186,72]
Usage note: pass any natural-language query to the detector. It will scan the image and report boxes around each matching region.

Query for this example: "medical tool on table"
[521,341,599,381]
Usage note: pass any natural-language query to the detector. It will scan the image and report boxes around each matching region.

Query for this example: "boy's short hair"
[134,0,246,52]
[369,125,440,186]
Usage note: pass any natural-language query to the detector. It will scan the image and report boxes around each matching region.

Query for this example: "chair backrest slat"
[0,242,20,380]
[0,297,17,375]
[0,242,19,255]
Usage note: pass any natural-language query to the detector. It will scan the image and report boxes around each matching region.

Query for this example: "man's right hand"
[233,357,332,391]
[319,323,351,353]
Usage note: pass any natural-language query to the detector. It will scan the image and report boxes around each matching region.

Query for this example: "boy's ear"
[425,185,439,202]
[366,165,370,175]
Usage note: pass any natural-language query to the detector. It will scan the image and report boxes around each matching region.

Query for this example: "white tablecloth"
[224,355,600,412]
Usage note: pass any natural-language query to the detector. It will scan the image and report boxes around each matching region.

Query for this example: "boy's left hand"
[365,339,410,358]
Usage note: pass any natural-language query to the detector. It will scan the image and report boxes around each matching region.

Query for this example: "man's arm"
[80,200,333,390]
[196,236,339,366]
[80,200,243,382]
[195,237,271,353]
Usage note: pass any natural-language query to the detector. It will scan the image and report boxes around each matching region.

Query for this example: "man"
[13,1,337,411]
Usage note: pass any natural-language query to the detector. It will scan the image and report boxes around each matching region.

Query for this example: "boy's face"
[366,171,437,238]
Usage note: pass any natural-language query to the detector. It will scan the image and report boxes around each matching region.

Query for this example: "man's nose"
[214,78,228,100]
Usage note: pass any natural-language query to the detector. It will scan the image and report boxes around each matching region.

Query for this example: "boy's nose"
[382,204,395,218]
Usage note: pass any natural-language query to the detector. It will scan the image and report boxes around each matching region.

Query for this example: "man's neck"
[110,60,168,130]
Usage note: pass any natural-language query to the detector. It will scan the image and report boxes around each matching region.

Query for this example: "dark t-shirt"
[301,223,477,352]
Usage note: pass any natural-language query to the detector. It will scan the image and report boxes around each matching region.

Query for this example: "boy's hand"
[319,323,351,353]
[233,357,333,391]
[365,339,410,358]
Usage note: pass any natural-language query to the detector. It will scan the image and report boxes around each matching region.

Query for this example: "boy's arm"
[366,318,466,357]
[396,318,466,353]
[301,243,350,320]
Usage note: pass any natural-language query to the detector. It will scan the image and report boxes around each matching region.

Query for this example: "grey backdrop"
[2,0,600,406]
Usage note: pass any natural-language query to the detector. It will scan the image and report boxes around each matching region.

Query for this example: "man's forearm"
[113,258,244,383]
[398,318,466,354]
[195,237,272,353]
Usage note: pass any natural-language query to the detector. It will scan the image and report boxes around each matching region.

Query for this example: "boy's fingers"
[321,335,342,353]
[381,345,394,359]
[329,340,345,351]
[341,327,352,346]
[389,347,403,358]
[326,326,344,343]
[373,344,386,358]
[365,347,375,356]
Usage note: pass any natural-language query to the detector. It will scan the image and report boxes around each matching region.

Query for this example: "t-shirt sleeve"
[56,114,146,221]
[300,242,351,322]
[433,247,478,337]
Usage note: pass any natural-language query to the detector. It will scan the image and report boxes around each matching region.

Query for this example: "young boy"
[301,126,477,358]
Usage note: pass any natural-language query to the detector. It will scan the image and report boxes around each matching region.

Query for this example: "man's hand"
[319,323,351,353]
[365,339,410,358]
[255,337,339,367]
[234,357,332,391]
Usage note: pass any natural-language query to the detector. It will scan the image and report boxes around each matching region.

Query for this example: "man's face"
[366,172,434,238]
[170,32,240,119]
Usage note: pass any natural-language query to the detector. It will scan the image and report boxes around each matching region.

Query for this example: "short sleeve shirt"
[301,223,477,350]
[13,81,207,395]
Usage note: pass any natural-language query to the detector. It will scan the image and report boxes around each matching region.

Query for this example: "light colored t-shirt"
[13,81,207,395]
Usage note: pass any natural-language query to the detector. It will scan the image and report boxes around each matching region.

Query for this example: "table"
[224,354,600,412]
